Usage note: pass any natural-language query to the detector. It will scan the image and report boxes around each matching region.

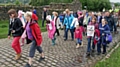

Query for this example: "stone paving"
[0,29,120,67]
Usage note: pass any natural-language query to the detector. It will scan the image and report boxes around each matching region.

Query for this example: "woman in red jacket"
[24,12,45,67]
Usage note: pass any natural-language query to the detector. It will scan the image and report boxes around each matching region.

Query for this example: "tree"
[80,0,111,11]
[15,0,21,5]
[29,0,73,6]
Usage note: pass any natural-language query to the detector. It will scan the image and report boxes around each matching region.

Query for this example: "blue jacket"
[99,23,110,36]
[63,14,74,29]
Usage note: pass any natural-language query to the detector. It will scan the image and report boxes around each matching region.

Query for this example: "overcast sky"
[110,0,120,2]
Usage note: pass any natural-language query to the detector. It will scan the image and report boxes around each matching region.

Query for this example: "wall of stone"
[0,0,82,20]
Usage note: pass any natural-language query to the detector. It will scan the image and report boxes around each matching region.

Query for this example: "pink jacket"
[47,21,56,39]
[75,26,83,40]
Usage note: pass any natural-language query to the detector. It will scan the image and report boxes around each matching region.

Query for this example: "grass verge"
[0,20,46,39]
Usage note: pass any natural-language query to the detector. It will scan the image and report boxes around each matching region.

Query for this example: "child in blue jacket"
[97,19,110,55]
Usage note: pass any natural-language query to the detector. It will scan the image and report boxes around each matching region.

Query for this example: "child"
[97,19,110,55]
[18,10,26,46]
[7,9,24,60]
[46,15,56,46]
[75,24,83,48]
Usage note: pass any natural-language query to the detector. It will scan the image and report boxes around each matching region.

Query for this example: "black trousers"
[56,28,60,36]
[55,25,60,36]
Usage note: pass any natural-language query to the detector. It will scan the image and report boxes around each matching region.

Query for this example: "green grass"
[94,46,120,67]
[0,20,46,39]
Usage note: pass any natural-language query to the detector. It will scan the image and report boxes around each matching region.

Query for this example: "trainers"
[102,52,106,54]
[86,52,90,56]
[24,63,31,67]
[64,39,67,41]
[15,54,21,60]
[76,44,80,49]
[39,57,45,62]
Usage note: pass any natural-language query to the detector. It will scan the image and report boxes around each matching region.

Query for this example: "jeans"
[29,39,43,58]
[11,36,21,54]
[97,36,107,53]
[87,37,95,52]
[65,28,74,40]
[76,38,82,44]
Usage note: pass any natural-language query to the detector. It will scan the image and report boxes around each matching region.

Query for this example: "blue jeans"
[87,37,95,52]
[76,38,82,44]
[65,28,74,40]
[29,39,43,58]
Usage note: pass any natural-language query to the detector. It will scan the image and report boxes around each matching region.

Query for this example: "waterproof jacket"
[8,18,24,37]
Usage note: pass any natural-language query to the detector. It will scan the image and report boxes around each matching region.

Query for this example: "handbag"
[106,34,112,44]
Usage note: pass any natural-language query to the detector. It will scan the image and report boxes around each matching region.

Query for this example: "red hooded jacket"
[26,20,42,46]
[75,26,83,40]
[32,13,38,21]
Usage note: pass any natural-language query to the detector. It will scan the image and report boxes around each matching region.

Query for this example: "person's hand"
[12,30,15,33]
[8,36,10,39]
[102,33,104,36]
[23,26,25,29]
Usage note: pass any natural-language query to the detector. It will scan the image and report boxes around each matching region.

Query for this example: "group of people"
[7,7,120,67]
[8,9,44,67]
[59,9,120,56]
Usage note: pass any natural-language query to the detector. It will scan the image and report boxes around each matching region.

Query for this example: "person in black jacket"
[105,11,114,32]
[8,9,24,60]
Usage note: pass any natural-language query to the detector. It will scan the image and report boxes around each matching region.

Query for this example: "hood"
[30,19,37,25]
[18,10,25,18]
[33,9,37,15]
[46,15,52,21]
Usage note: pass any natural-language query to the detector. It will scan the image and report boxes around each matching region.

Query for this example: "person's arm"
[14,18,23,32]
[8,20,11,36]
[63,17,67,26]
[104,25,110,34]
[32,23,42,44]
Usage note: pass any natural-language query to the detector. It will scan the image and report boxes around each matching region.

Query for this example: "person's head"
[118,10,120,16]
[24,11,32,22]
[52,11,58,16]
[46,15,52,23]
[18,10,25,18]
[55,12,58,16]
[65,9,70,15]
[105,11,110,17]
[76,25,79,29]
[118,16,120,20]
[91,16,97,23]
[102,18,107,25]
[43,8,47,11]
[8,9,17,18]
[98,12,101,16]
[77,11,82,16]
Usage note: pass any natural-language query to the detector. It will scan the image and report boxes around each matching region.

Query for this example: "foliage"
[94,46,120,67]
[114,2,120,7]
[29,0,73,6]
[80,0,111,11]
[15,0,21,5]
